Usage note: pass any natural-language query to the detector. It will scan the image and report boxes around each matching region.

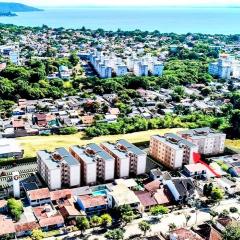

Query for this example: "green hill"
[0,2,42,12]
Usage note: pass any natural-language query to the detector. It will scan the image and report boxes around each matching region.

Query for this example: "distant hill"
[0,2,42,12]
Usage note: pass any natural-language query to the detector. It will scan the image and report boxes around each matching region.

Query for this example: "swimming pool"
[92,189,108,196]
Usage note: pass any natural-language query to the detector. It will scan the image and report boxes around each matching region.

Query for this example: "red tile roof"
[12,119,25,128]
[134,191,157,207]
[50,189,72,201]
[59,205,80,218]
[171,228,204,240]
[144,180,160,193]
[78,195,107,209]
[15,222,40,232]
[154,188,171,205]
[39,214,64,228]
[0,216,16,236]
[28,188,50,201]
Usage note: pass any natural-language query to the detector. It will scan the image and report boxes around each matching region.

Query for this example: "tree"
[211,187,224,202]
[76,216,90,235]
[7,198,23,221]
[31,229,45,240]
[119,204,135,225]
[169,223,177,231]
[105,229,125,240]
[223,222,240,240]
[69,52,79,66]
[138,220,150,236]
[90,215,102,229]
[209,210,218,220]
[150,205,169,216]
[101,213,112,227]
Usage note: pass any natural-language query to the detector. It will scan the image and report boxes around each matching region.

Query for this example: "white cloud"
[1,0,240,7]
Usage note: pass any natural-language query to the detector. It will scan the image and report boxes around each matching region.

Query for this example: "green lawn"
[17,128,185,158]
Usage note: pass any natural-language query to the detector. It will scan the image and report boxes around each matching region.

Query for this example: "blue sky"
[1,0,240,7]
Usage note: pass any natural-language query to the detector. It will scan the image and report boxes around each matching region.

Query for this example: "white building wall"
[85,162,97,185]
[69,165,81,187]
[136,154,147,175]
[119,157,130,178]
[104,159,115,181]
[49,168,61,190]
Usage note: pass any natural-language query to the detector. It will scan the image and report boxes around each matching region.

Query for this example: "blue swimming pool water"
[92,189,108,196]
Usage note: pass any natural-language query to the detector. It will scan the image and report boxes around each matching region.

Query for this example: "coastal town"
[0,23,240,240]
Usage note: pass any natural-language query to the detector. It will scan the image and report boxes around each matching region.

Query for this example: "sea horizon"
[0,6,240,34]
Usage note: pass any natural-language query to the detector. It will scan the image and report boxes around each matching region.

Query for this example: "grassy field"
[225,139,240,153]
[17,128,185,158]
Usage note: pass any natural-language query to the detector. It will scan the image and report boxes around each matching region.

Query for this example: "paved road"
[45,198,240,240]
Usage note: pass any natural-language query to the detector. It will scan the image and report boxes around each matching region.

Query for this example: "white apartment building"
[149,133,198,170]
[100,139,147,178]
[69,143,115,185]
[208,54,240,80]
[178,127,226,155]
[37,148,81,190]
[133,61,148,76]
[89,50,164,78]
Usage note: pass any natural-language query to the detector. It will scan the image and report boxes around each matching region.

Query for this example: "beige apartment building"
[100,139,147,178]
[178,127,226,155]
[149,133,198,170]
[69,143,115,185]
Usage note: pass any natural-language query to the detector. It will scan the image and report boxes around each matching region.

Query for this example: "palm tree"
[138,220,151,236]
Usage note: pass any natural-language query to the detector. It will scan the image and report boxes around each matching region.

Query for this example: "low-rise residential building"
[37,148,81,190]
[178,128,226,155]
[26,188,51,206]
[107,183,140,209]
[165,178,196,204]
[149,133,198,169]
[101,139,147,178]
[183,163,207,179]
[77,195,108,216]
[69,143,115,185]
[170,228,204,240]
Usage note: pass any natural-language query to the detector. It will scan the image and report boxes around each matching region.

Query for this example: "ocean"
[0,7,240,34]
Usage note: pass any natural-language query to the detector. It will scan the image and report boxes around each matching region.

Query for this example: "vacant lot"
[17,128,185,158]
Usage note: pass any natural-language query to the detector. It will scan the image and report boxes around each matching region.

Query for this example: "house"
[216,178,238,195]
[81,115,95,125]
[109,108,120,115]
[50,189,72,203]
[183,163,207,179]
[33,113,47,127]
[33,204,64,230]
[59,65,71,79]
[193,223,222,240]
[170,228,204,240]
[165,178,196,204]
[107,184,140,209]
[15,222,40,238]
[0,215,16,238]
[77,195,108,216]
[26,188,51,206]
[134,191,157,212]
[215,216,233,232]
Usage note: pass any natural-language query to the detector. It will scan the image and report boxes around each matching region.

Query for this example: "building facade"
[37,148,81,190]
[149,133,198,169]
[101,139,147,178]
[69,143,115,185]
[178,128,226,155]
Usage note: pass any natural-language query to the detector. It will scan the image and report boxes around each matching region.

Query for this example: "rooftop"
[27,188,50,201]
[78,195,107,208]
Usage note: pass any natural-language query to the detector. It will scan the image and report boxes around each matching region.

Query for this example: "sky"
[1,0,240,7]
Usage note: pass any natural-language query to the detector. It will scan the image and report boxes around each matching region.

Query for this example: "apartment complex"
[89,50,164,78]
[208,54,240,80]
[37,148,81,190]
[69,143,115,185]
[178,127,226,155]
[149,133,198,170]
[100,139,147,178]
